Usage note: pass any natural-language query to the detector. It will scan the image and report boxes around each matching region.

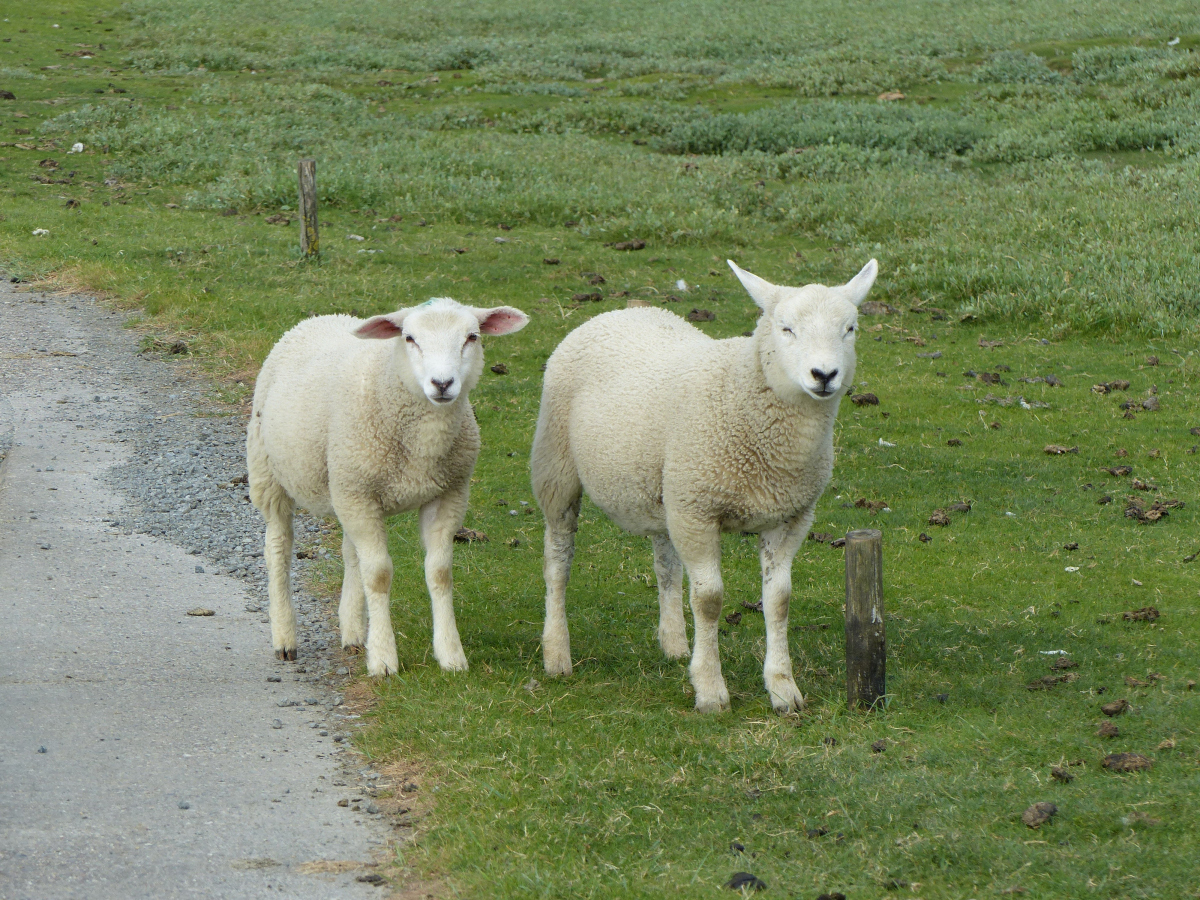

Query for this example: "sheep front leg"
[759,515,811,715]
[419,492,469,672]
[669,520,729,713]
[338,534,367,651]
[338,512,398,677]
[652,535,688,659]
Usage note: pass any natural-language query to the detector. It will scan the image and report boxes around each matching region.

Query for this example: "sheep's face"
[354,298,529,405]
[729,259,878,403]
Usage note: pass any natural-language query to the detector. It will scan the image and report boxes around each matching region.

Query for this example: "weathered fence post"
[298,159,319,258]
[845,528,885,710]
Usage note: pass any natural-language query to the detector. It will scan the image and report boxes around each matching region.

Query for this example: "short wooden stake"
[298,158,319,258]
[845,528,885,710]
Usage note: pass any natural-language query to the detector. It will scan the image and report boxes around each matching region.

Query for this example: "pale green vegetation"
[0,1,1198,896]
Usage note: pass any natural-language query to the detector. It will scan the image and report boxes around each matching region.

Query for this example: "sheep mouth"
[810,388,836,399]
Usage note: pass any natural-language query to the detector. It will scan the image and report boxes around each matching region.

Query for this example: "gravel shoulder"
[0,282,402,899]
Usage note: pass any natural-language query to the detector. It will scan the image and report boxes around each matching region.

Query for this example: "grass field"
[2,1,1199,896]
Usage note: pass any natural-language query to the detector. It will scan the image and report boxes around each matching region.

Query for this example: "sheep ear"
[474,306,529,335]
[354,312,407,339]
[842,259,878,307]
[727,260,778,312]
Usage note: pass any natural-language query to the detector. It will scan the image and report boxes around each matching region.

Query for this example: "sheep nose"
[810,367,838,387]
[432,378,455,395]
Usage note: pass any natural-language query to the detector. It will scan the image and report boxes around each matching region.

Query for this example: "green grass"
[1,1,1199,897]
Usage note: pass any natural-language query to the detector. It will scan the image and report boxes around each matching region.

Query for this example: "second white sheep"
[531,260,877,713]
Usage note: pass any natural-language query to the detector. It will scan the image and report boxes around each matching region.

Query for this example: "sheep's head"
[354,298,528,405]
[728,259,878,404]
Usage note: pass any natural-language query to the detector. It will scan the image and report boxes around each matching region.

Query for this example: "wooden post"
[845,528,885,710]
[298,159,318,258]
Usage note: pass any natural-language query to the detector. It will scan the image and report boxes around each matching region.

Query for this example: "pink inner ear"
[478,308,527,335]
[354,316,403,339]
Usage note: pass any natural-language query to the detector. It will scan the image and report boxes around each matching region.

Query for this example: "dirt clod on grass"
[871,739,887,753]
[1097,721,1120,738]
[1102,753,1152,773]
[855,498,888,513]
[490,363,509,375]
[453,528,488,543]
[1045,444,1079,455]
[1051,766,1073,783]
[1125,499,1179,523]
[851,392,879,406]
[724,611,742,626]
[741,600,763,613]
[1028,674,1075,690]
[928,509,950,526]
[724,872,766,892]
[918,532,932,543]
[264,214,289,225]
[1125,675,1151,688]
[817,892,847,900]
[1051,656,1078,670]
[1106,465,1133,477]
[1022,801,1057,828]
[543,258,560,265]
[607,239,646,251]
[1101,699,1129,716]
[1122,606,1160,622]
[686,308,715,322]
[946,438,962,446]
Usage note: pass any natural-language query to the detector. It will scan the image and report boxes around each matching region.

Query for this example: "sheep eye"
[405,335,417,345]
[466,333,479,343]
[846,325,855,334]
[781,326,794,336]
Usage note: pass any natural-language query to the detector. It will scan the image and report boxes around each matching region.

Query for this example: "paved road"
[0,284,390,899]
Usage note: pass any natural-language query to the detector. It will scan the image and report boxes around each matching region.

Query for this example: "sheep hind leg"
[260,487,297,661]
[669,520,729,713]
[759,516,810,715]
[539,490,580,678]
[338,534,368,651]
[652,535,688,660]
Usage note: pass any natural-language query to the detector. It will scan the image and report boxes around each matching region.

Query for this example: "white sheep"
[247,298,529,676]
[531,259,877,713]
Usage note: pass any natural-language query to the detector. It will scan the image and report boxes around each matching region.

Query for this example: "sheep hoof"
[694,696,731,714]
[275,648,297,662]
[659,634,690,660]
[366,655,399,677]
[543,650,573,678]
[436,650,469,672]
[767,675,805,714]
[770,692,805,716]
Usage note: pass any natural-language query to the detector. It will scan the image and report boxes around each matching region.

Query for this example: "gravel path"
[0,282,403,899]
